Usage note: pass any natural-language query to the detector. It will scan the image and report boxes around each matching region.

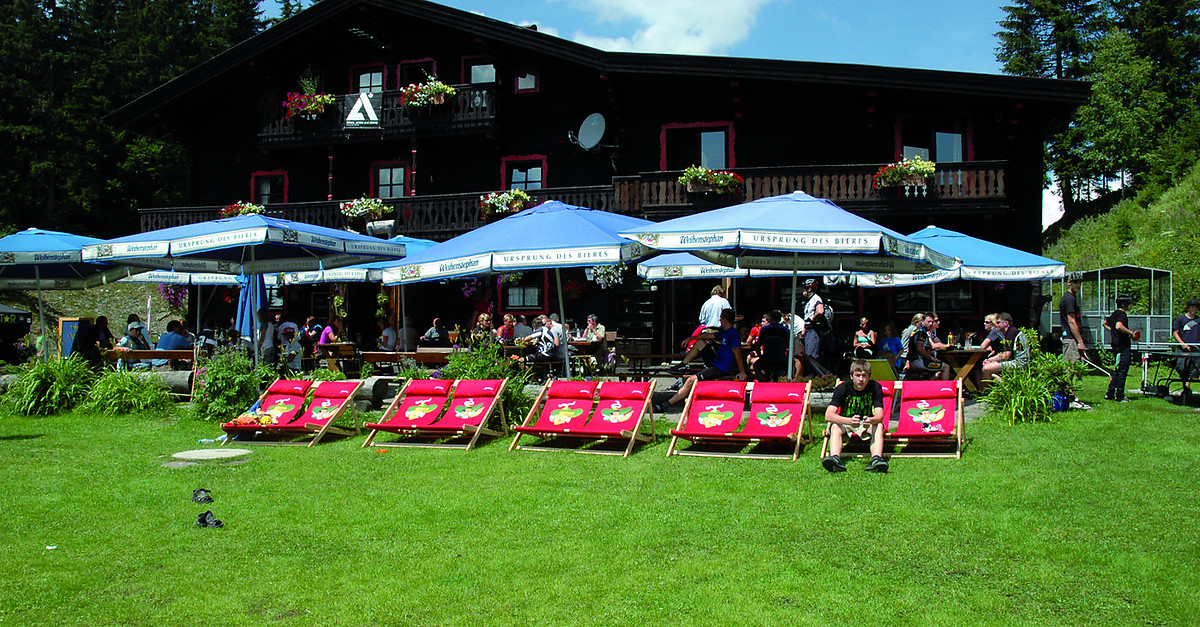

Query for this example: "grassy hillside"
[1047,161,1200,310]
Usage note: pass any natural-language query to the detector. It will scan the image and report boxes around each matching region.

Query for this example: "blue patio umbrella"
[0,228,144,360]
[849,226,1064,287]
[235,274,267,340]
[83,214,407,365]
[381,201,655,376]
[620,191,961,378]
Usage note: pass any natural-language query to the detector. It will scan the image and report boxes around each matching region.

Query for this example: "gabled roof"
[108,0,1090,128]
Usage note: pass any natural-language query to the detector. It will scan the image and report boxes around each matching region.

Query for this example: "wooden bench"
[105,349,195,365]
[362,351,454,367]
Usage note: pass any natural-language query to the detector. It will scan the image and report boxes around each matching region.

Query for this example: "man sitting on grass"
[654,308,746,413]
[822,359,888,473]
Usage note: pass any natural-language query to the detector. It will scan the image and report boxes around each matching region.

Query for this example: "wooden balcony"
[138,162,1008,238]
[138,185,615,240]
[258,84,496,147]
[615,161,1007,219]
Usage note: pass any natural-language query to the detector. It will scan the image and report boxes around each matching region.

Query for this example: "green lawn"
[0,376,1196,625]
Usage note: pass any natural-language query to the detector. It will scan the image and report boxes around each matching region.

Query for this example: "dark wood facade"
[110,0,1089,349]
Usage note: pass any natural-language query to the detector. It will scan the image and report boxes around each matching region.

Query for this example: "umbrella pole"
[401,284,408,351]
[931,283,937,316]
[556,268,569,378]
[251,248,259,369]
[787,253,798,380]
[34,266,46,362]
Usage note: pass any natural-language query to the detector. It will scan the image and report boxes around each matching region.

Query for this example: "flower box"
[872,156,936,189]
[678,165,744,196]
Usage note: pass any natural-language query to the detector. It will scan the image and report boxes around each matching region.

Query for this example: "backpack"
[809,295,835,335]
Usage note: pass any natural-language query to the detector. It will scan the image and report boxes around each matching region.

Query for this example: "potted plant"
[677,165,744,196]
[872,156,937,188]
[398,74,458,107]
[479,189,531,220]
[282,70,336,121]
[340,196,390,221]
[218,201,265,218]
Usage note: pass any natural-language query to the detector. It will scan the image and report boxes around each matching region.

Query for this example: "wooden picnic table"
[940,348,988,391]
[105,349,195,362]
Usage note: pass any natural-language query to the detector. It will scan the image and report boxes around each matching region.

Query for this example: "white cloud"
[566,0,779,55]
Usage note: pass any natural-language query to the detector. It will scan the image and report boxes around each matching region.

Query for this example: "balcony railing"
[258,84,496,145]
[614,161,1006,217]
[138,162,1008,237]
[138,185,615,239]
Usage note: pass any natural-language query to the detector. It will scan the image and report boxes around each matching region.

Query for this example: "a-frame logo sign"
[344,92,381,128]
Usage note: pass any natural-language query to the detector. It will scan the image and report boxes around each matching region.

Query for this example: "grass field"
[0,376,1196,625]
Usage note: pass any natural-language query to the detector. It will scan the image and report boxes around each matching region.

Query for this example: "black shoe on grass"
[822,455,846,473]
[192,489,213,504]
[865,456,889,473]
[196,511,224,528]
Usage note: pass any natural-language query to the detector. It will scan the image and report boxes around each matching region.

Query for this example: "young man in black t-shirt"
[822,359,888,473]
[1104,296,1137,402]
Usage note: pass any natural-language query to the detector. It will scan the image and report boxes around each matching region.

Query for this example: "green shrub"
[3,355,96,416]
[983,328,1086,424]
[81,370,172,414]
[440,344,534,424]
[303,368,346,383]
[191,347,272,422]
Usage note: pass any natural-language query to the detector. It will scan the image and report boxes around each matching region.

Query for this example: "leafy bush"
[983,328,1087,424]
[303,368,345,383]
[440,344,534,424]
[3,355,96,416]
[191,347,272,422]
[394,357,431,381]
[81,370,172,414]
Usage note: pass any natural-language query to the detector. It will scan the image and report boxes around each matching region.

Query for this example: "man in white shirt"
[671,284,732,373]
[376,316,398,351]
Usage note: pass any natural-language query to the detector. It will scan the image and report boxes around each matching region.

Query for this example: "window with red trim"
[251,171,287,204]
[372,162,407,198]
[398,59,436,86]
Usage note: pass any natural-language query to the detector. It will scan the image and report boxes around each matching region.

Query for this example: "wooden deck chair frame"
[819,379,897,459]
[280,380,364,447]
[361,378,457,447]
[886,379,965,458]
[738,381,813,461]
[378,379,510,451]
[222,379,315,445]
[511,380,656,457]
[508,380,599,452]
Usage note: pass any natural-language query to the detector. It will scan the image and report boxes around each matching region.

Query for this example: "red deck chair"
[741,381,812,460]
[397,379,509,450]
[362,378,457,447]
[509,380,599,450]
[222,379,313,443]
[552,380,656,457]
[889,379,964,458]
[282,380,364,447]
[666,380,748,457]
[819,380,896,459]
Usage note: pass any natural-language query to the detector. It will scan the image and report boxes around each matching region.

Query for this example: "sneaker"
[1104,394,1115,401]
[196,510,224,528]
[1114,398,1130,403]
[192,489,213,504]
[821,455,846,473]
[667,362,689,374]
[653,400,671,414]
[667,378,683,392]
[864,456,889,473]
[1069,401,1092,410]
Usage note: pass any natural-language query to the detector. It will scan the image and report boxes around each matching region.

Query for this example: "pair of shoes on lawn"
[823,454,888,473]
[196,510,223,528]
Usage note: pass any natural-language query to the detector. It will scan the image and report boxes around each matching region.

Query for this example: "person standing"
[256,308,277,365]
[655,308,747,413]
[1104,296,1136,402]
[801,279,826,362]
[1060,274,1087,362]
[1171,299,1200,399]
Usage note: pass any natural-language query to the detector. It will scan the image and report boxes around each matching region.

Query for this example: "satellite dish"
[569,113,607,151]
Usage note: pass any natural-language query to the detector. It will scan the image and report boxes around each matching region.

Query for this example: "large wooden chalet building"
[109,0,1090,351]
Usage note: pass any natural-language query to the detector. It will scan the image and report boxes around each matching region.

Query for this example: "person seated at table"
[901,312,947,381]
[513,315,534,339]
[853,316,877,358]
[470,314,496,348]
[522,315,566,365]
[152,319,193,369]
[319,317,342,345]
[376,316,397,351]
[655,308,747,413]
[420,317,448,346]
[669,323,717,374]
[301,316,323,342]
[278,322,303,371]
[749,310,791,381]
[495,314,517,344]
[398,316,419,352]
[978,314,1002,355]
[877,321,903,366]
[114,321,152,371]
[895,313,924,372]
[981,312,1030,382]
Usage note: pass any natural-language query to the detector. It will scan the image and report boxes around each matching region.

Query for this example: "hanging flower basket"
[872,156,936,188]
[678,165,744,196]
